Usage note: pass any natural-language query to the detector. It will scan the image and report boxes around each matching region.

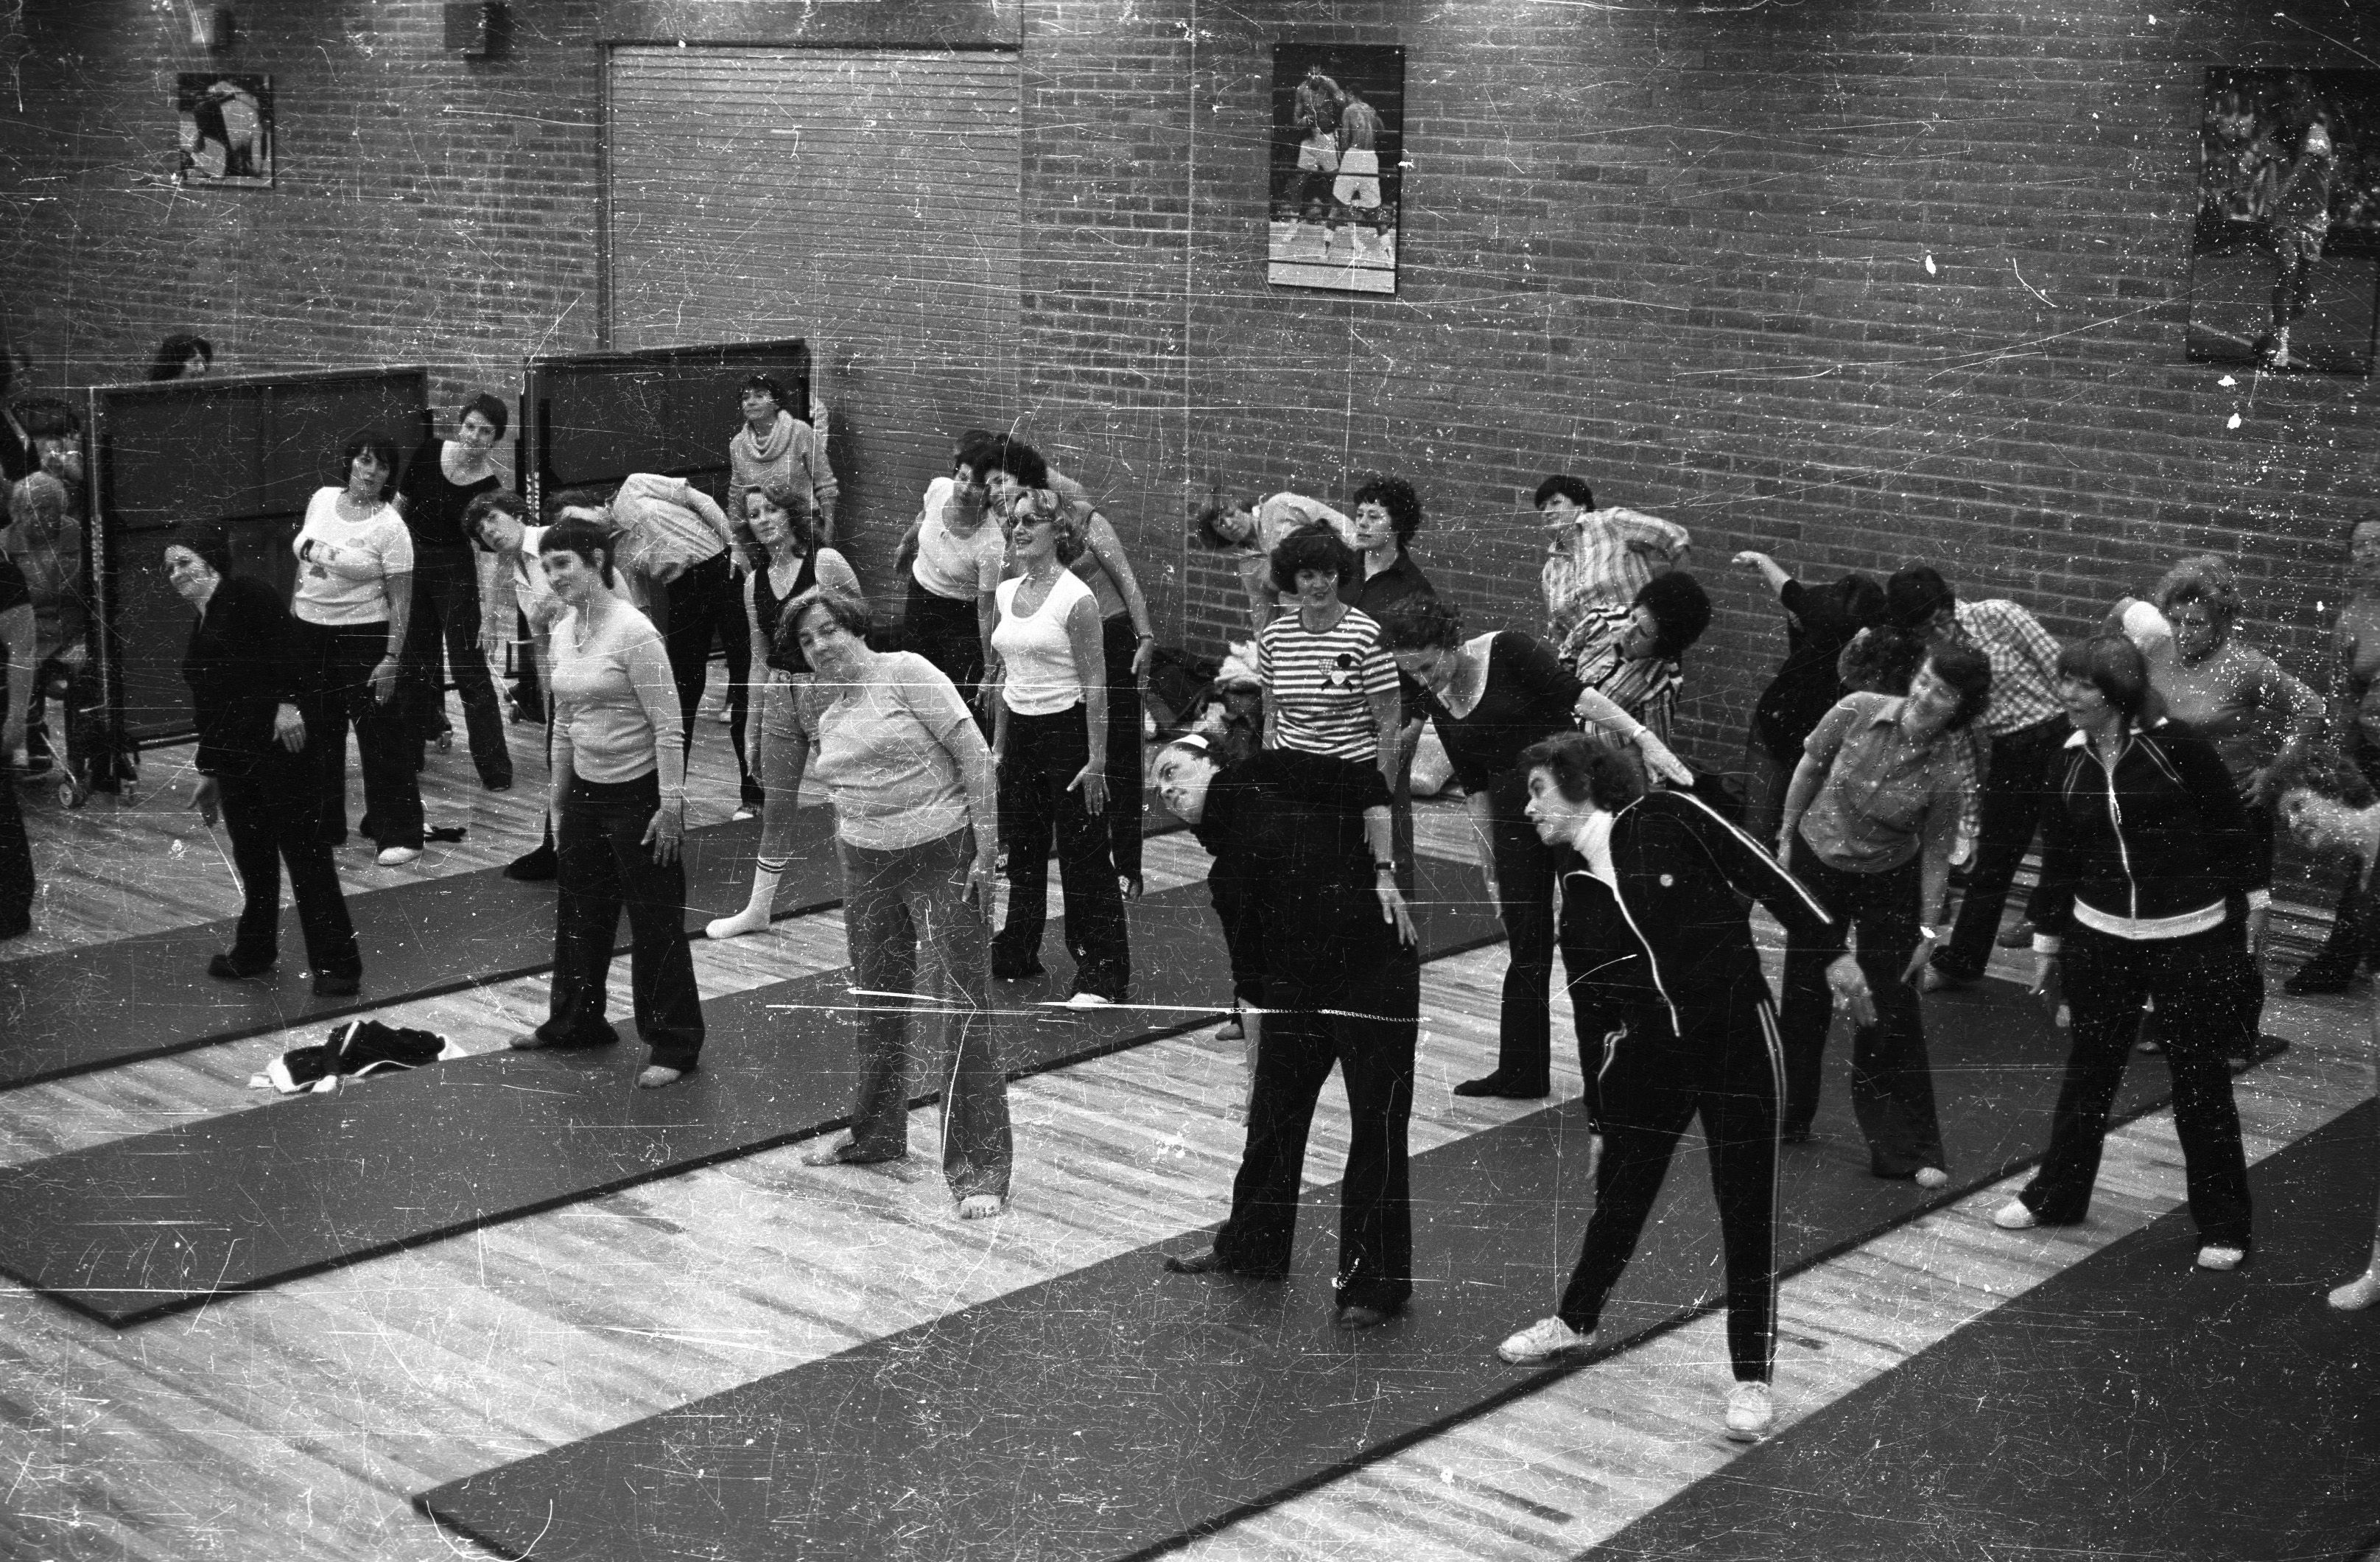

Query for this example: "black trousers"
[2016,922,2254,1247]
[659,553,734,760]
[1559,991,1783,1383]
[715,582,758,804]
[1215,959,1420,1312]
[541,771,703,1070]
[1099,613,1145,884]
[1777,838,1945,1174]
[906,578,988,734]
[996,704,1129,998]
[1934,714,2066,981]
[400,547,511,788]
[293,617,421,849]
[221,749,361,978]
[0,751,31,936]
[1481,775,1564,1097]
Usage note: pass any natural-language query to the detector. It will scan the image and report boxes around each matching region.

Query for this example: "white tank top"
[993,570,1093,716]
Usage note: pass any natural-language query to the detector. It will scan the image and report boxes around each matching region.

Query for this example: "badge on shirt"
[1325,651,1358,690]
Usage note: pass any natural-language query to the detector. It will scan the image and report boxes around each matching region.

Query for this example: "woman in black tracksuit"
[1150,734,1420,1330]
[1993,634,2259,1269]
[1493,732,1848,1443]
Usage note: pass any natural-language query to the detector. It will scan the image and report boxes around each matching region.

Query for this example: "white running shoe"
[1496,1316,1592,1364]
[376,845,422,866]
[1991,1198,2039,1230]
[2196,1244,2246,1272]
[1724,1381,1775,1441]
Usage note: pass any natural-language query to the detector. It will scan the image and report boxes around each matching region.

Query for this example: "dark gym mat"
[0,805,1187,1093]
[1586,1099,2380,1562]
[409,981,2283,1561]
[0,852,1503,1326]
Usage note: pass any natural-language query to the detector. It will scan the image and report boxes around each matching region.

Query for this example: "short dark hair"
[1884,565,1956,632]
[2153,554,2241,639]
[789,585,871,646]
[1840,626,1925,696]
[462,392,510,441]
[991,436,1050,492]
[545,483,616,526]
[538,518,617,587]
[1923,642,1993,732]
[1633,572,1712,660]
[2055,634,2164,724]
[1534,474,1593,510]
[336,428,401,499]
[1378,596,1464,652]
[2258,744,2379,810]
[735,480,815,567]
[1519,731,1645,812]
[1191,497,1252,553]
[741,373,790,407]
[462,490,527,550]
[1835,572,1886,629]
[175,522,234,578]
[1269,520,1359,595]
[1349,476,1422,549]
[148,332,212,382]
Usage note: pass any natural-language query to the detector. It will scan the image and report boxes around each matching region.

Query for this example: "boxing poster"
[1268,44,1405,296]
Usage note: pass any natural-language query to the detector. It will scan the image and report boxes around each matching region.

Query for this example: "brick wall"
[4,0,2378,780]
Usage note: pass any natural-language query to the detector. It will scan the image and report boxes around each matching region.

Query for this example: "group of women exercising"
[141,385,2380,1443]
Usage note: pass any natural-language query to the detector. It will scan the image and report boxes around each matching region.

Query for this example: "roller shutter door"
[607,46,1020,579]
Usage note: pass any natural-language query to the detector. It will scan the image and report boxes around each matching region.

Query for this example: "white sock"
[706,858,785,939]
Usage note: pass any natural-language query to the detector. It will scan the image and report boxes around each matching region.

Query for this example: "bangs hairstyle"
[953,429,1002,478]
[1833,572,1886,630]
[1268,520,1359,595]
[1379,595,1464,653]
[1839,626,1925,696]
[1533,474,1593,510]
[1518,731,1645,813]
[2257,743,2379,811]
[1923,642,1993,732]
[335,428,401,497]
[461,392,510,440]
[991,436,1050,492]
[734,480,815,568]
[537,518,617,587]
[462,490,527,550]
[1349,476,1423,548]
[787,585,871,653]
[2055,634,2166,724]
[740,373,790,408]
[544,483,617,526]
[1010,488,1087,564]
[1633,572,1713,660]
[2153,553,2242,637]
[148,331,211,381]
[1192,495,1254,553]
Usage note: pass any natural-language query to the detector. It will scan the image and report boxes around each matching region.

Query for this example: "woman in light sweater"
[289,428,421,865]
[787,587,1011,1218]
[512,520,701,1088]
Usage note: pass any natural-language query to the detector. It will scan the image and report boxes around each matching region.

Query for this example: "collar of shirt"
[1570,809,1619,886]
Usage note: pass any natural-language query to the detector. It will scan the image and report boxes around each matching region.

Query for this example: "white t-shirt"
[292,486,413,626]
[911,477,1007,602]
[993,571,1094,717]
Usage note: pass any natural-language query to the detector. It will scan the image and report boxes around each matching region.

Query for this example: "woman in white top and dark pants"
[514,520,701,1088]
[990,492,1129,1004]
[289,429,423,864]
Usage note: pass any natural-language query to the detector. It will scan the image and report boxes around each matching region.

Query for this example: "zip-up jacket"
[1555,789,1836,1034]
[2029,720,2261,945]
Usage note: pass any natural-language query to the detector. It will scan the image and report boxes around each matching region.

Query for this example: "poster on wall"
[175,73,274,188]
[2187,68,2380,374]
[1268,43,1405,295]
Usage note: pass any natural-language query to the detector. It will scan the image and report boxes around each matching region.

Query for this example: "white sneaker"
[1913,1166,1951,1189]
[1991,1198,2038,1230]
[1724,1380,1775,1441]
[1496,1316,1592,1364]
[376,845,422,866]
[1061,991,1114,1009]
[2196,1244,2246,1272]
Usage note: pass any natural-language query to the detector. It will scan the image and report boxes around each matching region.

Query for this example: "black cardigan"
[182,574,310,778]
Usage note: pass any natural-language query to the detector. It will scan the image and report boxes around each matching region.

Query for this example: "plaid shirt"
[1564,603,1682,744]
[1952,598,2063,736]
[1542,507,1691,649]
